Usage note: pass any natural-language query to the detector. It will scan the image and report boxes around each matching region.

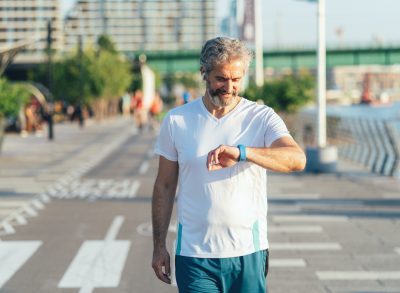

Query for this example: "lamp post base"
[305,146,337,173]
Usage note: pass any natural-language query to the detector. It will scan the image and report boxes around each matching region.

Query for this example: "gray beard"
[207,88,238,108]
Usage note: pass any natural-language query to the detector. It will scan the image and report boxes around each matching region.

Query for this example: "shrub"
[0,78,29,118]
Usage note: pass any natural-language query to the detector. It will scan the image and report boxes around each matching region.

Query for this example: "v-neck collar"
[199,96,244,123]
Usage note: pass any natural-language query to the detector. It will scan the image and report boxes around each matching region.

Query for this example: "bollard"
[305,146,338,173]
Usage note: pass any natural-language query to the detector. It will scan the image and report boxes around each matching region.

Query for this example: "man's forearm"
[246,146,306,172]
[152,182,176,249]
[206,137,306,172]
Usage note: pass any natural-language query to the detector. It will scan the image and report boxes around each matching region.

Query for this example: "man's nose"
[223,80,233,93]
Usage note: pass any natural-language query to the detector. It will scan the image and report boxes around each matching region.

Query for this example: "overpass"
[127,45,400,73]
[5,45,400,78]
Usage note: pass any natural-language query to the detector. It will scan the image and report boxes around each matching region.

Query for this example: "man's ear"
[200,67,206,80]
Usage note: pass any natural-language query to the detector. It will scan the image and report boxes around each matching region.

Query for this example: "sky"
[60,0,400,49]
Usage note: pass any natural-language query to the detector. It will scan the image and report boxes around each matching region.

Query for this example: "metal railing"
[296,112,400,177]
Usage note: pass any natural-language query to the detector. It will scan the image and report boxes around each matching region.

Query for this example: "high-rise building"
[219,0,239,38]
[219,0,255,43]
[64,0,216,53]
[0,0,63,62]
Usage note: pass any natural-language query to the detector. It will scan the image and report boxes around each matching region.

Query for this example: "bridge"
[5,45,400,78]
[128,45,400,73]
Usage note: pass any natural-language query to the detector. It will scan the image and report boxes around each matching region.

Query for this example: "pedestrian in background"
[151,37,306,293]
[149,92,163,131]
[131,89,147,131]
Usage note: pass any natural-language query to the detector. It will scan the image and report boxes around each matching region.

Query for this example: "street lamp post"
[305,0,338,173]
[46,20,54,140]
[254,0,264,87]
[317,0,326,148]
[77,35,84,128]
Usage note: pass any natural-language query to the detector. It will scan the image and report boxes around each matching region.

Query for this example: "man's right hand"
[152,247,171,284]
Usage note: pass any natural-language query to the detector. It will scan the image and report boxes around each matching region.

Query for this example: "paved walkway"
[267,170,400,292]
[0,117,137,227]
[0,117,399,292]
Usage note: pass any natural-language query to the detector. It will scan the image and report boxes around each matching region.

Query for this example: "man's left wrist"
[237,144,246,161]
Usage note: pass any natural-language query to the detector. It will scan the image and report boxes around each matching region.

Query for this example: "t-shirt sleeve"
[264,110,291,147]
[154,112,178,161]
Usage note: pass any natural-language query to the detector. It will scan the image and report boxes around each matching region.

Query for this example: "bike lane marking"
[58,216,130,293]
[0,241,42,288]
[316,271,400,280]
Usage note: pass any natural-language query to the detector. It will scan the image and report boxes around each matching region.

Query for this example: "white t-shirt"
[154,97,290,258]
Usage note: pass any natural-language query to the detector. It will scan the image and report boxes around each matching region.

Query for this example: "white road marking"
[269,206,302,212]
[14,214,27,225]
[139,161,150,175]
[104,216,124,241]
[0,241,42,288]
[272,215,349,222]
[383,192,400,198]
[59,241,130,292]
[0,209,16,216]
[270,258,307,267]
[46,187,59,197]
[270,242,342,250]
[23,206,37,217]
[269,225,323,233]
[268,180,304,187]
[136,222,152,236]
[0,178,37,184]
[14,187,44,193]
[1,222,15,234]
[0,201,30,207]
[316,271,400,280]
[136,221,176,237]
[269,193,320,199]
[58,216,130,293]
[57,179,141,199]
[32,200,44,210]
[129,181,140,198]
[40,193,51,203]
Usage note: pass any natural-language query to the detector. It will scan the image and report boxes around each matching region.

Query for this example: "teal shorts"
[175,250,269,293]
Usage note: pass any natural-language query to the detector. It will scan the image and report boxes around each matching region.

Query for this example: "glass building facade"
[0,0,63,62]
[64,0,217,53]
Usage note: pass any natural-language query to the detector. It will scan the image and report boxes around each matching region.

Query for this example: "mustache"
[212,88,236,95]
[214,88,228,95]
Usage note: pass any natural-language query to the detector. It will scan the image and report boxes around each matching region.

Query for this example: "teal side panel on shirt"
[176,223,183,255]
[252,220,260,251]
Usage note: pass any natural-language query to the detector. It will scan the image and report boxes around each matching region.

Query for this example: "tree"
[94,50,132,100]
[0,78,30,152]
[244,73,314,113]
[0,78,29,118]
[54,50,103,105]
[30,36,132,106]
[97,34,117,54]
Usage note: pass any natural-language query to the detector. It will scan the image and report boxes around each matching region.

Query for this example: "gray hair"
[200,37,254,75]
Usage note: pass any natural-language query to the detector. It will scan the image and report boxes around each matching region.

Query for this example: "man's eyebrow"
[215,75,228,79]
[215,75,242,80]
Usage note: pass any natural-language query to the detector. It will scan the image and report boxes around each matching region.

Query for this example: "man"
[152,37,306,293]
